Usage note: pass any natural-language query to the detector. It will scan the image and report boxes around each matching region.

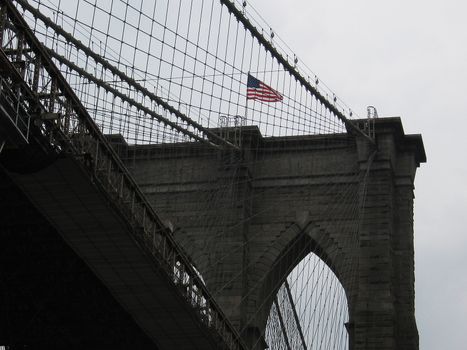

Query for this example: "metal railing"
[0,75,31,143]
[0,1,247,349]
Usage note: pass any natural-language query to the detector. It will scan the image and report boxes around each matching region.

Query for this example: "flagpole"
[245,72,249,124]
[242,83,248,147]
[245,97,248,125]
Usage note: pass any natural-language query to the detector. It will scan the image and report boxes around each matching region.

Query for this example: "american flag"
[246,74,283,102]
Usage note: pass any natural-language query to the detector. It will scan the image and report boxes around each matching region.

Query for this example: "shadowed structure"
[125,118,425,349]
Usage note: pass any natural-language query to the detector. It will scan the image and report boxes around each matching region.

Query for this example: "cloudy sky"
[247,0,467,348]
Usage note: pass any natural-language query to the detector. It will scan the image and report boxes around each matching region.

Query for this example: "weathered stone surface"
[125,117,425,350]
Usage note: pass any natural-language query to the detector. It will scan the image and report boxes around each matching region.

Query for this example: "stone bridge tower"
[121,117,425,350]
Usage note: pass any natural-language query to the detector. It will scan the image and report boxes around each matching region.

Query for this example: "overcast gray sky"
[247,0,467,348]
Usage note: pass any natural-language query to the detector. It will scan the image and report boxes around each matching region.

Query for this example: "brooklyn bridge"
[0,0,425,349]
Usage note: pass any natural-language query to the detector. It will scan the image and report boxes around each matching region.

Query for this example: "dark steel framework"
[0,1,246,349]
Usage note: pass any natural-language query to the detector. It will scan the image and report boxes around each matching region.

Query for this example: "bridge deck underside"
[0,168,158,349]
[5,157,222,350]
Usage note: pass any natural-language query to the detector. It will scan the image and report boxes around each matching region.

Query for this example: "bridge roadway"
[1,143,243,349]
[0,2,245,344]
[0,168,158,348]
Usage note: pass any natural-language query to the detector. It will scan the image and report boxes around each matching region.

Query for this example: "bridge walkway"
[0,0,246,348]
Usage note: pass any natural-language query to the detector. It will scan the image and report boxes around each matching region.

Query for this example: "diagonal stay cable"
[14,0,238,150]
[285,279,308,350]
[2,2,248,348]
[274,295,292,350]
[218,0,374,145]
[46,48,209,145]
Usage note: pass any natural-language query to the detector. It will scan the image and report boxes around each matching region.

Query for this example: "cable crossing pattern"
[0,0,381,349]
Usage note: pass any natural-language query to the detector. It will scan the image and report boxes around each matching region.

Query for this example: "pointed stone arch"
[241,219,354,349]
[128,118,425,350]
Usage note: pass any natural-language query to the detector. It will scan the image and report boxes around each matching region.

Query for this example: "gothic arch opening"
[265,252,349,349]
[243,223,354,350]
